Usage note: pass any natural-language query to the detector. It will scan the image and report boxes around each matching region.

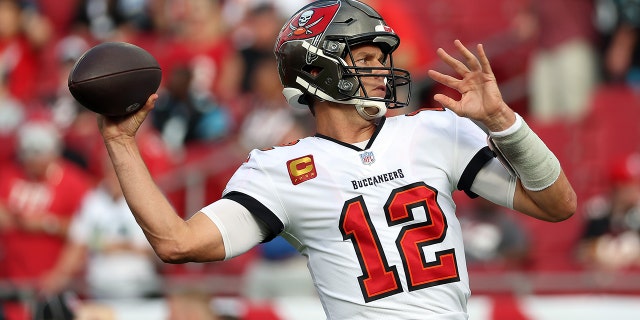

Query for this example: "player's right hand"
[97,94,157,144]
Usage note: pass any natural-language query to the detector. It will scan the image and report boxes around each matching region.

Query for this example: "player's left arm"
[467,138,576,222]
[428,40,577,222]
[512,171,576,222]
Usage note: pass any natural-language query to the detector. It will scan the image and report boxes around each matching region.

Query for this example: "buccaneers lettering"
[351,169,404,190]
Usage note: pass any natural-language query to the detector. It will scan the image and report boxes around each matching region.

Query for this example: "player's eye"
[380,54,389,66]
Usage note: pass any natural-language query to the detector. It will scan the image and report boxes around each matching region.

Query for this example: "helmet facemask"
[337,37,411,119]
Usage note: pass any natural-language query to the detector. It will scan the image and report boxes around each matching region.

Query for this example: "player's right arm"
[98,95,227,263]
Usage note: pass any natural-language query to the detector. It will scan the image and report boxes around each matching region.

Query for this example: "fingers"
[436,40,491,75]
[137,93,158,118]
[453,40,482,72]
[436,47,470,76]
[476,43,493,74]
[427,69,460,89]
[146,93,159,108]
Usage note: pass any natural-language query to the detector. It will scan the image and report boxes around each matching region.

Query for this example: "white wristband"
[489,113,524,137]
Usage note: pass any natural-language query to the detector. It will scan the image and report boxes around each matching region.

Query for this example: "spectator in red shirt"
[577,152,640,271]
[158,0,244,123]
[0,0,51,104]
[0,121,91,319]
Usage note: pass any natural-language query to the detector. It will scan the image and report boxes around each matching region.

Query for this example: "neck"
[314,101,377,143]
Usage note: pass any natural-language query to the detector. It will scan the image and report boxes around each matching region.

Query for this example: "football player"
[96,0,576,319]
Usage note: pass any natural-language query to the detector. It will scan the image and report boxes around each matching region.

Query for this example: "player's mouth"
[370,85,387,98]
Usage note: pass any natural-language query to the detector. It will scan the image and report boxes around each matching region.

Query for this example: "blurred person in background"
[0,121,91,319]
[0,79,25,167]
[167,289,222,320]
[47,34,90,132]
[512,0,599,123]
[159,0,244,122]
[237,58,312,152]
[0,0,51,105]
[40,151,163,301]
[460,197,531,270]
[45,34,102,171]
[233,2,287,95]
[71,302,116,320]
[596,0,640,87]
[221,0,312,28]
[232,1,315,141]
[577,152,640,271]
[0,0,28,166]
[70,0,157,42]
[152,63,233,156]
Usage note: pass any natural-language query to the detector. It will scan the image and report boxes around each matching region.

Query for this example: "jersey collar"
[314,116,386,151]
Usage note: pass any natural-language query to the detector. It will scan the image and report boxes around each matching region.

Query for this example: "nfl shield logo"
[360,151,375,165]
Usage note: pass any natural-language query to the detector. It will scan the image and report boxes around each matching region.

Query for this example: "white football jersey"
[223,108,494,319]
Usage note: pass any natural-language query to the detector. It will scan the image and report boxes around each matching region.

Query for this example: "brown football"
[68,41,162,116]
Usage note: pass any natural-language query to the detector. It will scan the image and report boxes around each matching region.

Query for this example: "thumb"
[125,94,158,129]
[135,93,158,118]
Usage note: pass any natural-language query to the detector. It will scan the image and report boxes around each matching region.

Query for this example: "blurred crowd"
[1,0,640,319]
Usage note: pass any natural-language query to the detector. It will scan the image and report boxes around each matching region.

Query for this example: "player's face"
[347,44,388,99]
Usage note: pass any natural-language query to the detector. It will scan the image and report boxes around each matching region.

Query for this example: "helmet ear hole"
[303,65,323,77]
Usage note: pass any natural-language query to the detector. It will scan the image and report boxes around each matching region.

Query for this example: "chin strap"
[355,100,387,120]
[284,79,388,121]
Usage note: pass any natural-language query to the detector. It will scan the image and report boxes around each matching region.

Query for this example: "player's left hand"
[427,40,515,132]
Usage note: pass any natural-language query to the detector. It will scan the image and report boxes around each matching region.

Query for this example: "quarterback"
[97,0,576,319]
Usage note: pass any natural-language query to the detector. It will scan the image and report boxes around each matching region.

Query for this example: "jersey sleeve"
[471,158,517,209]
[220,151,287,241]
[449,112,496,197]
[446,113,517,206]
[201,198,270,260]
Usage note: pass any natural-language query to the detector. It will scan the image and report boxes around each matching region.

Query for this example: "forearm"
[104,137,190,261]
[513,171,576,222]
